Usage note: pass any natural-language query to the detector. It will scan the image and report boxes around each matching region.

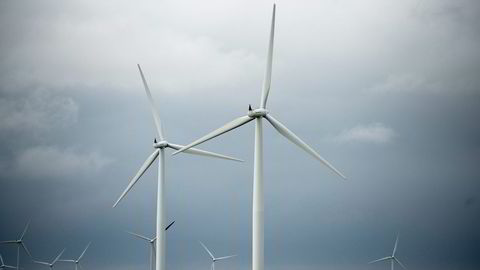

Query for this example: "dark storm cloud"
[1,1,480,270]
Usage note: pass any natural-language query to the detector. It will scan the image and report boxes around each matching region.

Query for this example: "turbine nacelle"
[248,108,268,118]
[153,140,168,148]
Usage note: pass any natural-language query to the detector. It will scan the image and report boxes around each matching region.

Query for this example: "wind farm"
[1,1,478,270]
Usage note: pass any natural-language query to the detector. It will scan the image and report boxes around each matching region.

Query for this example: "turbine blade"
[0,241,17,244]
[137,64,165,140]
[369,257,391,264]
[199,241,215,260]
[172,115,253,156]
[126,231,151,242]
[265,114,346,179]
[78,242,91,261]
[58,260,75,263]
[19,221,30,240]
[215,255,237,260]
[0,253,4,265]
[4,266,17,269]
[392,235,399,256]
[260,4,276,109]
[33,261,50,266]
[21,242,32,257]
[165,221,175,231]
[394,257,407,270]
[113,149,160,208]
[52,249,65,265]
[168,143,243,162]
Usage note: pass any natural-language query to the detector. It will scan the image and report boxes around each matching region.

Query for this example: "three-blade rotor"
[0,254,16,269]
[112,66,243,208]
[0,222,32,258]
[171,4,345,180]
[199,241,237,263]
[126,220,175,244]
[34,249,65,268]
[369,235,407,270]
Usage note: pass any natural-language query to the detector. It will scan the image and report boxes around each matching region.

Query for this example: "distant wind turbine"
[113,65,242,270]
[0,254,16,269]
[199,241,236,270]
[59,242,91,270]
[0,222,32,270]
[33,249,65,270]
[126,221,175,270]
[172,4,346,270]
[369,235,407,270]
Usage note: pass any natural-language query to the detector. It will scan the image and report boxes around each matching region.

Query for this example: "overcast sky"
[1,0,479,270]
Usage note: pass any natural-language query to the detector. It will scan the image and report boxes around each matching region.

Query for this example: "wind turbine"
[0,222,32,270]
[172,4,346,270]
[113,64,242,270]
[0,254,16,269]
[369,235,407,270]
[126,221,175,270]
[58,242,91,270]
[33,249,65,270]
[199,241,236,270]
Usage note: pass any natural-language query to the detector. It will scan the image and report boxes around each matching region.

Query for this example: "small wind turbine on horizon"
[172,4,346,270]
[369,235,407,270]
[33,249,65,270]
[0,254,16,270]
[126,221,175,270]
[113,65,243,270]
[0,222,32,270]
[58,242,91,270]
[199,241,236,270]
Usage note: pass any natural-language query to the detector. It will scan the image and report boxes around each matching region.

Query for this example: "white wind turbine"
[0,222,32,270]
[173,4,346,270]
[113,65,242,270]
[199,241,236,270]
[369,235,407,270]
[58,242,91,270]
[0,254,16,270]
[33,249,65,270]
[126,221,175,270]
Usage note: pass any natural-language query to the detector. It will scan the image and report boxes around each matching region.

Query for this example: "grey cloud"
[333,123,396,144]
[0,89,78,134]
[14,145,113,180]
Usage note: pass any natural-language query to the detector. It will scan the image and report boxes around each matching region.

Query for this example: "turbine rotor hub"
[248,108,268,118]
[153,140,168,148]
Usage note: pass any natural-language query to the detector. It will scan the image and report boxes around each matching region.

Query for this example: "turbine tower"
[369,235,407,270]
[33,249,65,270]
[173,4,346,270]
[0,222,32,270]
[199,241,236,270]
[126,221,175,270]
[0,254,16,269]
[113,65,242,270]
[59,242,91,270]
